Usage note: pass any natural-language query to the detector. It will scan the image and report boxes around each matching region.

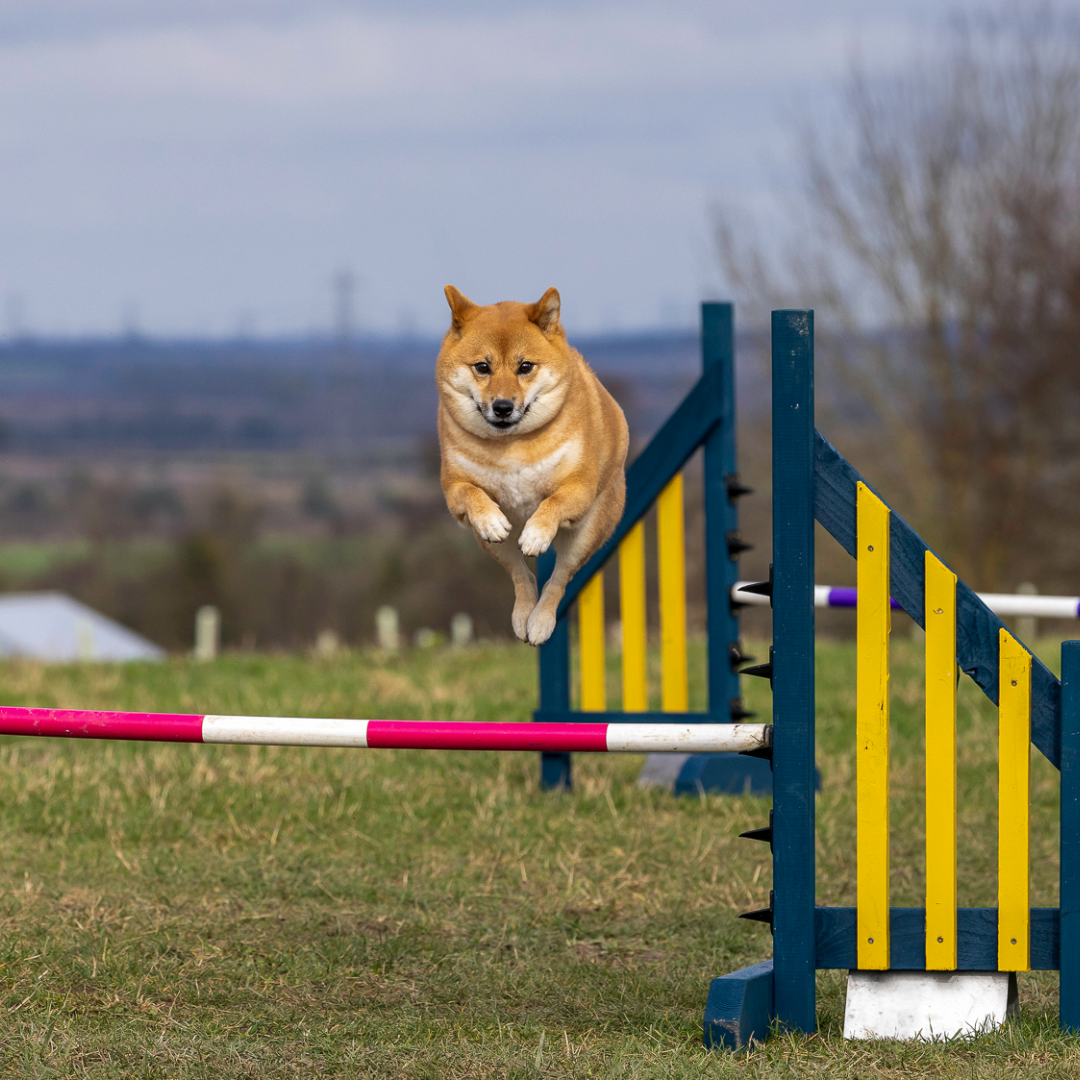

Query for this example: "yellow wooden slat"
[657,473,688,713]
[619,521,648,712]
[578,571,606,712]
[998,628,1031,972]
[924,551,958,970]
[856,481,891,970]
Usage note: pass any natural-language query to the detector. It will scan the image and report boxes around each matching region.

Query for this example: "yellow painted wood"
[578,572,606,712]
[657,473,688,713]
[924,551,958,970]
[619,521,648,712]
[998,628,1031,972]
[856,482,891,970]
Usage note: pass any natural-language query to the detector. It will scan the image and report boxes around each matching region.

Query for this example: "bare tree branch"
[714,6,1080,590]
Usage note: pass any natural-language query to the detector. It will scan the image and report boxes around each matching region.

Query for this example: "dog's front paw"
[526,607,557,646]
[518,518,557,557]
[472,507,511,543]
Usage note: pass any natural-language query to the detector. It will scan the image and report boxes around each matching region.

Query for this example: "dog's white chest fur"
[451,443,576,523]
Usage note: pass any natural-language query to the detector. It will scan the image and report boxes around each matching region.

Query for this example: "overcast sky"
[0,1,1070,339]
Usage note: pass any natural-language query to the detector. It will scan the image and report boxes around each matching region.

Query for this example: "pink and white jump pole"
[0,707,770,755]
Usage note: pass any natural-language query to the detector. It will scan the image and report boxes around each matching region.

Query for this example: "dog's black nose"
[491,399,515,419]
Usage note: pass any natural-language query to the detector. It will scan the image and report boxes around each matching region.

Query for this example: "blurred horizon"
[0,322,773,651]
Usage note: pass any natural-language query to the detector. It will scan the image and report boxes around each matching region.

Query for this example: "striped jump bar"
[734,582,1080,619]
[0,707,770,754]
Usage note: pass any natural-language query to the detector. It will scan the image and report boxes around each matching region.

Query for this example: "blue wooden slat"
[676,753,775,796]
[537,549,573,790]
[1061,641,1080,1029]
[703,959,774,1050]
[815,907,1059,970]
[701,302,743,721]
[814,432,1061,768]
[555,363,726,617]
[770,310,817,1033]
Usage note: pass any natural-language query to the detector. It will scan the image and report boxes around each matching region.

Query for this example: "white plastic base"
[843,970,1019,1040]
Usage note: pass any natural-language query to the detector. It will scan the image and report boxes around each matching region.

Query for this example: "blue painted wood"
[1061,642,1080,1030]
[673,755,819,797]
[536,549,572,790]
[540,752,571,791]
[813,432,1062,767]
[676,753,773,796]
[701,302,744,721]
[555,362,726,617]
[815,907,1060,971]
[703,959,774,1050]
[770,310,817,1033]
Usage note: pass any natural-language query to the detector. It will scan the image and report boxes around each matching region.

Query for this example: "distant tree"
[716,8,1080,590]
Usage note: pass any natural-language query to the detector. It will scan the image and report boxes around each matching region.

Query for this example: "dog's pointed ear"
[528,287,562,335]
[444,285,478,332]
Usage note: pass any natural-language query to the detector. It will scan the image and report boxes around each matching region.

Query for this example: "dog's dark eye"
[517,361,535,374]
[473,361,491,375]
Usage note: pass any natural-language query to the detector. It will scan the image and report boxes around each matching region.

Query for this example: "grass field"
[0,638,1077,1078]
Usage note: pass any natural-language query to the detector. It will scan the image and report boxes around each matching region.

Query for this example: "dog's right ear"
[444,285,478,333]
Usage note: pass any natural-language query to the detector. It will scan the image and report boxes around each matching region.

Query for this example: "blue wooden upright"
[1061,641,1080,1031]
[769,312,818,1032]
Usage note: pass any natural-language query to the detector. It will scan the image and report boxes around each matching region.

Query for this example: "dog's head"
[436,286,576,439]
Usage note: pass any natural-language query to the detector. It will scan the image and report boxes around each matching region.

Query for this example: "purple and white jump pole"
[0,707,770,755]
[733,582,1080,620]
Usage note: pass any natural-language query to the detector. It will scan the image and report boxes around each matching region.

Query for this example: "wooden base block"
[703,959,774,1050]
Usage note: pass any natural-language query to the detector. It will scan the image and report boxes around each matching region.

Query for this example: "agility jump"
[704,309,1080,1049]
[5,303,1074,1050]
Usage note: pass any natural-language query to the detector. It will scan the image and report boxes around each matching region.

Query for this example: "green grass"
[0,639,1077,1077]
[0,536,377,582]
[0,540,95,579]
[0,539,178,582]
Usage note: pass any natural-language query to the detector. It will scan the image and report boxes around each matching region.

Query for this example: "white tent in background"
[0,592,164,662]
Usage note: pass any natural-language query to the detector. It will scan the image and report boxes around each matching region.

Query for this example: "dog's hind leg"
[479,533,538,641]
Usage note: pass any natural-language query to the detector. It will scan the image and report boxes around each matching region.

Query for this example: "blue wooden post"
[770,310,817,1033]
[537,549,572,789]
[702,302,744,720]
[1061,640,1080,1030]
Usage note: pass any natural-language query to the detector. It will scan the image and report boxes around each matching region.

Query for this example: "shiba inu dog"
[436,286,628,645]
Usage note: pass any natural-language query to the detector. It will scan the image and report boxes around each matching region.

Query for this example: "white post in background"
[376,605,400,651]
[195,605,220,661]
[75,617,95,661]
[450,612,473,648]
[1017,582,1038,644]
[314,629,340,658]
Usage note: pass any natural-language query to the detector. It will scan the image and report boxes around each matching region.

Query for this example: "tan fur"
[436,286,629,645]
